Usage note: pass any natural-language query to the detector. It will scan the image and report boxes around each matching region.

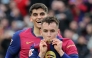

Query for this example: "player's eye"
[43,30,48,32]
[33,13,38,16]
[40,12,45,16]
[50,30,55,33]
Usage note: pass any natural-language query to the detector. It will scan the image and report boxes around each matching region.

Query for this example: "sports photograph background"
[0,0,92,58]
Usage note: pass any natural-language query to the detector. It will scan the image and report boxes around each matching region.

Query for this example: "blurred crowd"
[0,0,92,58]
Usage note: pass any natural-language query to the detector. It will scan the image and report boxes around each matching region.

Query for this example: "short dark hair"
[29,3,48,16]
[41,16,59,27]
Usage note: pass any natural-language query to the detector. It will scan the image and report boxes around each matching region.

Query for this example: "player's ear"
[58,29,60,34]
[29,16,33,22]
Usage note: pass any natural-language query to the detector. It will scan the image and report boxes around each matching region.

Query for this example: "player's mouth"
[37,21,41,24]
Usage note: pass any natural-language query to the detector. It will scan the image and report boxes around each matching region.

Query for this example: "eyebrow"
[33,12,45,14]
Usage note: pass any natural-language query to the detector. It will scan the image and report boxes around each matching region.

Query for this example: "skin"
[41,22,59,41]
[30,8,47,36]
[39,22,64,58]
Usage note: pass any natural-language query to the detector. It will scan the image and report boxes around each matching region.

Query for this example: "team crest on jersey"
[29,49,34,57]
[45,51,56,58]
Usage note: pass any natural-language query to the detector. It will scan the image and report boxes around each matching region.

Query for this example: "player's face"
[30,8,47,29]
[41,22,59,41]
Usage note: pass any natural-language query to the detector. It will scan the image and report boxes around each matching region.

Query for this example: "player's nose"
[47,32,51,38]
[37,15,41,19]
[47,32,51,35]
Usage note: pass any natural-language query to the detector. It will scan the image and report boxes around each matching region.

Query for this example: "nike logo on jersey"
[26,41,33,44]
[67,45,75,48]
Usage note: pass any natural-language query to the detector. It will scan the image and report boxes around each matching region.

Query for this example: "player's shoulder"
[62,38,78,55]
[13,28,31,36]
[62,38,74,44]
[62,38,71,41]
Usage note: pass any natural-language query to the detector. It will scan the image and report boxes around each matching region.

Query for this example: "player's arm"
[59,51,78,58]
[29,45,40,58]
[60,38,78,58]
[56,36,78,58]
[5,31,21,58]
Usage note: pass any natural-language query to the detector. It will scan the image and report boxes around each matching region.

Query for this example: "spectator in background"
[84,12,92,22]
[0,11,6,18]
[85,23,92,41]
[0,24,5,58]
[76,35,89,58]
[69,20,78,32]
[48,9,55,17]
[77,14,91,36]
[1,30,14,57]
[30,0,52,9]
[1,0,10,4]
[82,14,91,25]
[51,0,73,34]
[69,21,79,43]
[14,0,30,17]
[63,29,74,39]
[9,0,17,10]
[84,0,92,12]
[10,20,25,31]
[0,4,8,14]
[23,15,33,28]
[78,21,87,36]
[0,4,7,20]
[10,8,23,21]
[64,29,73,39]
[63,28,78,43]
[0,4,11,24]
[0,17,9,30]
[69,0,91,22]
[86,37,92,58]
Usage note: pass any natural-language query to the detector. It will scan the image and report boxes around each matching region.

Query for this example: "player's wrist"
[58,50,64,57]
[39,52,45,58]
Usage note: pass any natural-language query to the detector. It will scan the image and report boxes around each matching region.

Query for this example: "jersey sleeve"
[29,45,39,58]
[60,53,78,58]
[5,31,21,58]
[56,36,78,58]
[65,39,78,55]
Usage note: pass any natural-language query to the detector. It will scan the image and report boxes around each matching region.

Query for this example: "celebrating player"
[5,3,48,58]
[29,16,78,58]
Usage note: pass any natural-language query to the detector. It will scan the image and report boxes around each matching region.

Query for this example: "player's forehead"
[43,22,57,25]
[32,8,46,14]
[41,22,58,29]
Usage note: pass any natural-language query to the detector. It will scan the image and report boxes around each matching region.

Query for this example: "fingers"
[52,40,57,45]
[40,40,47,47]
[52,38,62,45]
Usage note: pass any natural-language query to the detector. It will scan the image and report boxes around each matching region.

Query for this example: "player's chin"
[36,25,41,29]
[35,23,41,28]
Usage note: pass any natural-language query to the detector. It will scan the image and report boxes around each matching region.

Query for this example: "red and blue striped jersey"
[29,38,78,58]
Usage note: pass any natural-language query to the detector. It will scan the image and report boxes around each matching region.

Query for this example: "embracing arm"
[29,45,41,58]
[60,38,78,58]
[60,53,78,58]
[58,50,78,58]
[55,36,78,58]
[29,40,47,58]
[5,31,21,58]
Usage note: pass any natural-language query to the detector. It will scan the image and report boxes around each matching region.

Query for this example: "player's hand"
[39,40,47,57]
[52,38,64,56]
[52,38,62,52]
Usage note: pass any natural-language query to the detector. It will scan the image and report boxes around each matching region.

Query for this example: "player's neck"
[33,27,41,37]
